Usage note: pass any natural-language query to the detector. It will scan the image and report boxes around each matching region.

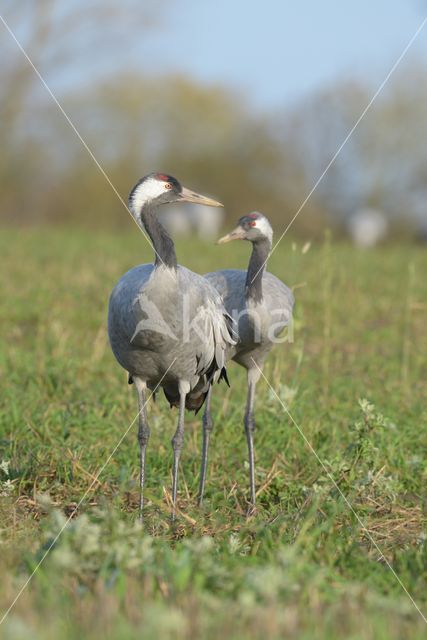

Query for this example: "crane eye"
[249,221,257,227]
[164,183,172,190]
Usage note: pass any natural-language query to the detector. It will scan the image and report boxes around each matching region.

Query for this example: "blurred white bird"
[347,208,388,248]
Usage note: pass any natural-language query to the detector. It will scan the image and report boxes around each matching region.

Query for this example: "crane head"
[129,173,223,215]
[217,212,273,245]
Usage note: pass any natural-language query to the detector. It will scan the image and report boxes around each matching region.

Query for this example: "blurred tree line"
[1,1,426,237]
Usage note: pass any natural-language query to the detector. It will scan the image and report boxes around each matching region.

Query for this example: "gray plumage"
[200,212,294,510]
[204,269,293,368]
[108,173,234,520]
[109,263,233,403]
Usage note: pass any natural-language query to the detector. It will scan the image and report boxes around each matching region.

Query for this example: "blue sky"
[136,0,427,108]
[5,1,427,111]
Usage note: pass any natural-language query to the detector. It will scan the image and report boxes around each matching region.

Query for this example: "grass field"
[0,227,426,639]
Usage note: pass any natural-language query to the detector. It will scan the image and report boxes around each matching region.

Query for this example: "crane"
[202,212,294,511]
[108,173,235,520]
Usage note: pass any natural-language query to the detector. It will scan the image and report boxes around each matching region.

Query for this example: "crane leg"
[134,377,150,523]
[198,385,213,505]
[171,382,189,520]
[244,367,261,513]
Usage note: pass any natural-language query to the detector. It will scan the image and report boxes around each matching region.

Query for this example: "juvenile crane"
[202,212,294,510]
[108,173,235,519]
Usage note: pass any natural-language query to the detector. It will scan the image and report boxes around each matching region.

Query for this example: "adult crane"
[202,212,294,511]
[108,173,235,519]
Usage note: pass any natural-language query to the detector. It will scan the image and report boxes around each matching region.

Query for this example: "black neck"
[140,202,177,269]
[245,239,270,302]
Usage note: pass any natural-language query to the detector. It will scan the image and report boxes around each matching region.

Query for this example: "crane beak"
[217,226,246,244]
[179,186,223,207]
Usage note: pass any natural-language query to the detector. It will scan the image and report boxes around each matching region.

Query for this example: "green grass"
[0,227,426,639]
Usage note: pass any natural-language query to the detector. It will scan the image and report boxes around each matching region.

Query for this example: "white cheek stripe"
[253,217,273,241]
[130,178,167,215]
